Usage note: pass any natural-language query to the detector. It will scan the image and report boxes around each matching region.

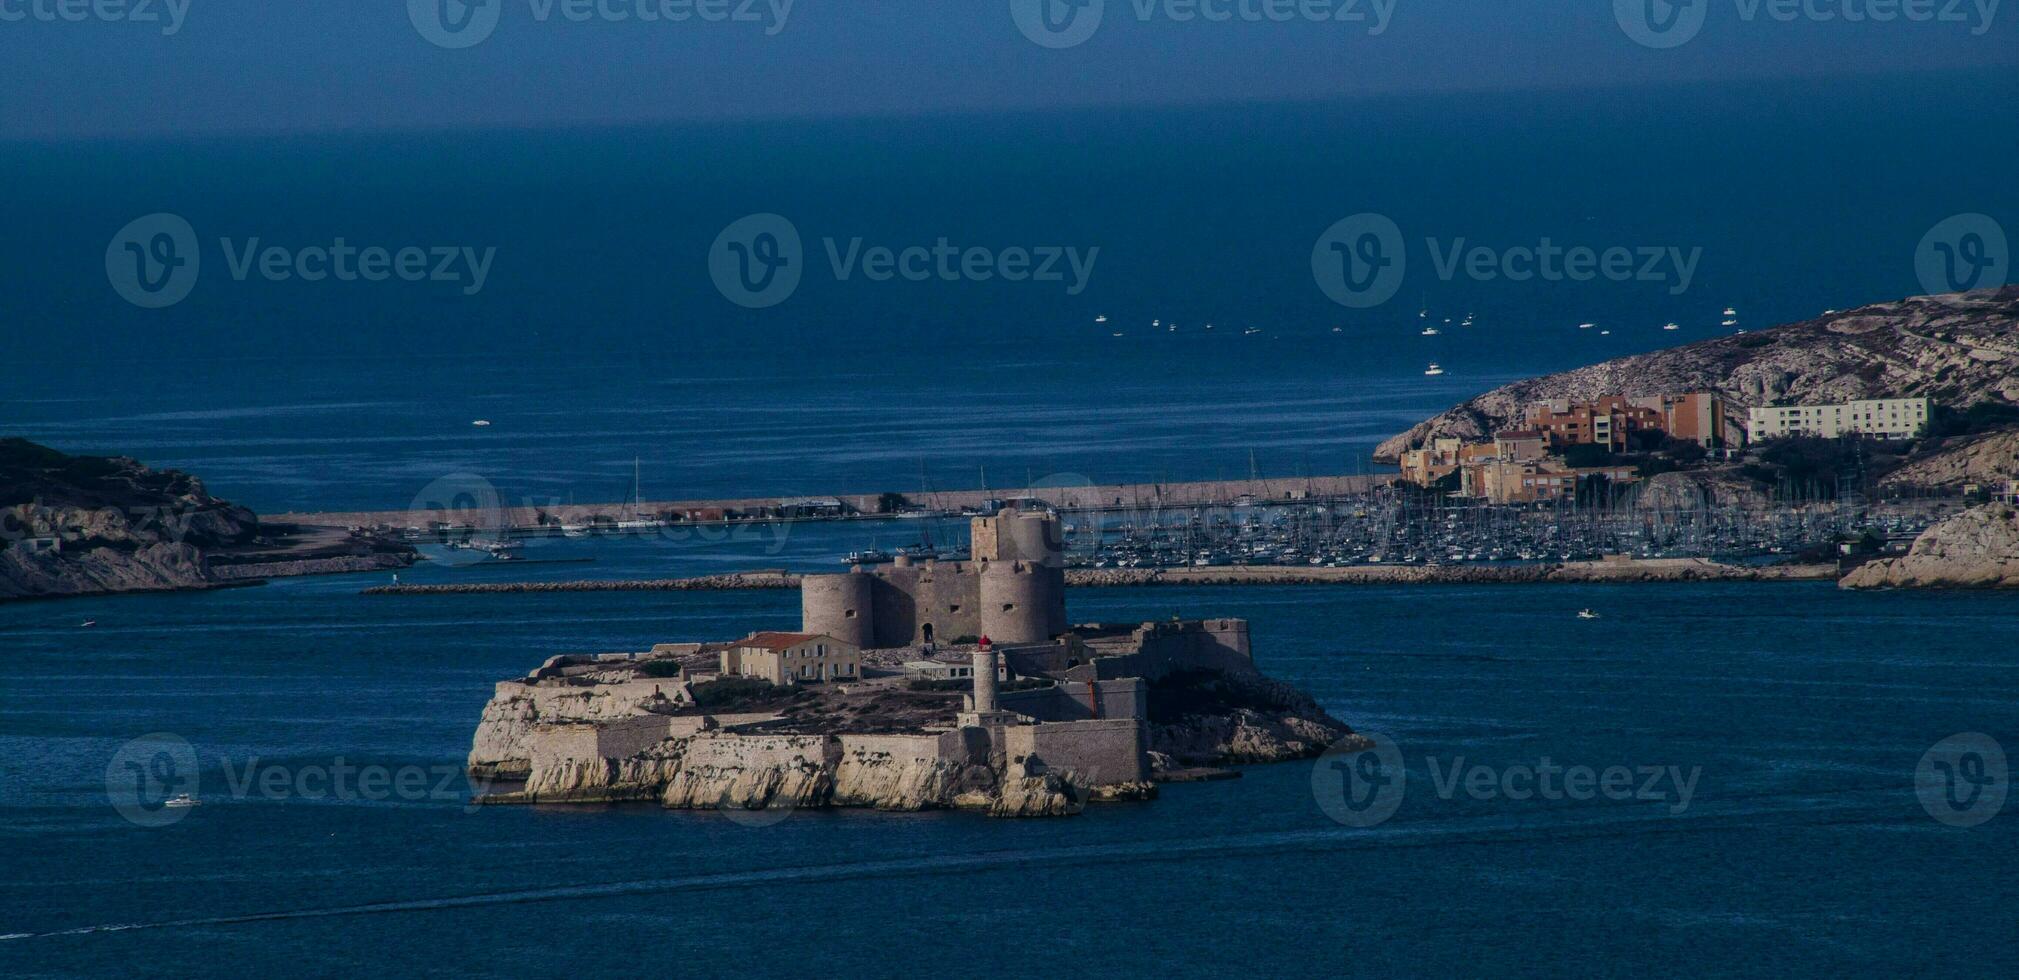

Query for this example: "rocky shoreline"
[1840,503,2019,590]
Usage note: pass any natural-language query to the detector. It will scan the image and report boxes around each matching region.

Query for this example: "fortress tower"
[800,507,1068,649]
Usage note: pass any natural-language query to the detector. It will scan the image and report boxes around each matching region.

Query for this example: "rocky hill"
[1840,503,2019,590]
[0,438,409,601]
[1376,288,2019,463]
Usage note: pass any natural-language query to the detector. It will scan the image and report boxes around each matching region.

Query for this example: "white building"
[1747,398,1932,441]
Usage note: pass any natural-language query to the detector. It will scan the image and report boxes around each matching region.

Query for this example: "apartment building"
[1746,398,1933,441]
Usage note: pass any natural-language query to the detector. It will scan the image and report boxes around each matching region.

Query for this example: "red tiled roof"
[734,631,822,651]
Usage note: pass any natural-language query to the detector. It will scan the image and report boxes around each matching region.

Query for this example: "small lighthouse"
[971,635,998,714]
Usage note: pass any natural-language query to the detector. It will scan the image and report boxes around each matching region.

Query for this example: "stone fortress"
[801,507,1068,648]
[467,507,1349,817]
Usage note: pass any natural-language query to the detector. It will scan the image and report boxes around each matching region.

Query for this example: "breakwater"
[360,559,1834,595]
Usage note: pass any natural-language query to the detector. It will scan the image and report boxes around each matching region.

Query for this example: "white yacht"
[1663,322,1680,331]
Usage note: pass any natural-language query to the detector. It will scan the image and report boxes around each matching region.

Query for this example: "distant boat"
[1578,322,1596,330]
[1662,322,1680,331]
[1203,323,1214,330]
[1421,326,1440,336]
[1577,609,1600,620]
[1722,318,1739,327]
[1152,319,1161,328]
[1424,363,1446,376]
[1243,327,1262,336]
[1095,315,1107,323]
[471,419,492,427]
[1600,329,1611,335]
[1461,314,1475,327]
[1723,307,1738,317]
[1112,332,1125,337]
[163,794,200,808]
[79,620,96,628]
[1331,326,1343,333]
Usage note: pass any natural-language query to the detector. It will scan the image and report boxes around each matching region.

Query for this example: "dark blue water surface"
[1,538,2014,976]
[6,69,2017,513]
[4,69,2018,976]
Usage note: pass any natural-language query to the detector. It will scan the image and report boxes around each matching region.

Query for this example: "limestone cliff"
[1839,503,2019,590]
[1374,288,2019,465]
[0,437,412,601]
[1880,429,2019,489]
[467,679,687,779]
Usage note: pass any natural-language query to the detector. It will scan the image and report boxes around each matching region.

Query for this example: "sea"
[2,69,2017,976]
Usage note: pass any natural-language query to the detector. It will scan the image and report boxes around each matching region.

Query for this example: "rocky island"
[0,438,413,602]
[468,508,1357,817]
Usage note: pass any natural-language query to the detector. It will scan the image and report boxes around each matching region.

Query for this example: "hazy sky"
[5,1,2014,139]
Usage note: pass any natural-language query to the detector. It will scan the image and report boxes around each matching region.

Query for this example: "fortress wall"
[838,732,967,765]
[1002,719,1147,785]
[997,678,1147,724]
[1066,619,1256,683]
[526,724,604,771]
[595,715,676,760]
[682,733,839,770]
[801,572,875,647]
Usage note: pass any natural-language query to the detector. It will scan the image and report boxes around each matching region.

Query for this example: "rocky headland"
[1840,503,2019,590]
[0,438,412,601]
[1375,288,2019,479]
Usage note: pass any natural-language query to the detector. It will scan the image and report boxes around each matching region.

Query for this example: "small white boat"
[1095,315,1107,323]
[1723,307,1737,317]
[1424,363,1446,376]
[1578,322,1596,330]
[471,419,491,427]
[1662,322,1680,331]
[1577,609,1600,620]
[1331,326,1343,333]
[1600,329,1611,335]
[1243,327,1262,336]
[1112,332,1125,337]
[163,794,200,808]
[79,620,96,628]
[1421,326,1440,336]
[1152,319,1161,328]
[1721,319,1738,327]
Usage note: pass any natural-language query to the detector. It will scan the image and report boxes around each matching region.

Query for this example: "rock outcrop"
[1880,429,2019,490]
[0,437,412,601]
[1375,288,2019,466]
[1840,503,2019,589]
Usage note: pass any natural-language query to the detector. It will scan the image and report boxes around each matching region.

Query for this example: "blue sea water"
[5,69,2016,513]
[1,554,2014,976]
[4,69,2019,976]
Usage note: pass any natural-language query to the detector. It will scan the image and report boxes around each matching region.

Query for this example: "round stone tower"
[800,570,874,648]
[979,560,1062,645]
